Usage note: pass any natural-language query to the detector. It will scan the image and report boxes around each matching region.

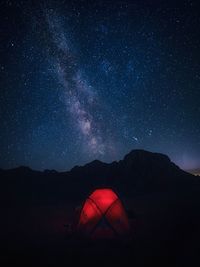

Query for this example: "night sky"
[1,0,200,171]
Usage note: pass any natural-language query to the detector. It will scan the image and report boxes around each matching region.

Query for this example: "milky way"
[46,11,107,156]
[1,1,200,171]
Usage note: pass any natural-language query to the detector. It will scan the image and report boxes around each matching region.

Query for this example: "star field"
[0,0,200,170]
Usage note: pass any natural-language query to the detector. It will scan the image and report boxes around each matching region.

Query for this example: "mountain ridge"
[0,149,198,206]
[1,149,200,267]
[0,149,179,173]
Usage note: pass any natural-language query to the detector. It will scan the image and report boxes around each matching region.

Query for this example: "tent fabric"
[77,188,130,239]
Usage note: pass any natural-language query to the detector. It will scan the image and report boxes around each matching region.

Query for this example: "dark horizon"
[0,148,198,174]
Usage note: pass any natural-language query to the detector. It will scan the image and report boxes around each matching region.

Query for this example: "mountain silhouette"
[1,149,200,267]
[0,146,198,213]
[0,149,199,205]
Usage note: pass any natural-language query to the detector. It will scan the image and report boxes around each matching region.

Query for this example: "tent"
[76,188,130,239]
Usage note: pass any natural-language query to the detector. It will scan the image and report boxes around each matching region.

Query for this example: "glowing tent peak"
[89,188,118,213]
[77,188,130,239]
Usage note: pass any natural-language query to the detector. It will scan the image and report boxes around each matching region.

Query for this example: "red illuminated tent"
[76,188,130,239]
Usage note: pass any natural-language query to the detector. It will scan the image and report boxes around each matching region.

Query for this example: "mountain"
[0,149,199,205]
[1,149,200,267]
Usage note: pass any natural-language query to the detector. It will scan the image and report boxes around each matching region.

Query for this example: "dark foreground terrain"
[1,150,200,266]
